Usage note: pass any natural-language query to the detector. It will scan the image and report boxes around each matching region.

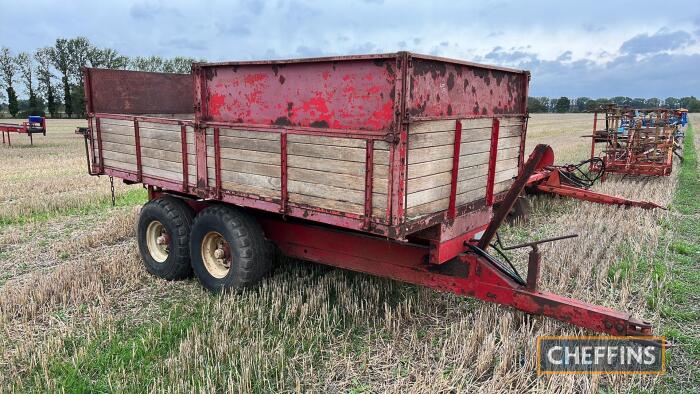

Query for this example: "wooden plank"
[138,121,182,132]
[209,146,280,165]
[101,130,194,152]
[289,193,364,215]
[102,141,136,156]
[409,125,522,150]
[102,150,136,164]
[287,194,386,217]
[214,128,280,141]
[407,184,451,207]
[288,134,365,148]
[374,141,390,150]
[99,123,134,137]
[288,167,386,193]
[141,146,183,163]
[102,158,136,171]
[205,134,281,153]
[455,187,488,206]
[374,146,390,167]
[288,142,365,162]
[216,158,280,178]
[98,118,134,128]
[408,145,454,164]
[142,138,191,153]
[143,165,182,181]
[141,156,182,173]
[408,146,520,179]
[220,180,280,198]
[406,197,449,218]
[287,155,364,176]
[288,180,365,205]
[374,164,389,179]
[219,170,280,191]
[407,171,452,194]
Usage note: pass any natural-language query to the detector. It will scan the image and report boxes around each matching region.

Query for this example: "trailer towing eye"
[498,234,578,292]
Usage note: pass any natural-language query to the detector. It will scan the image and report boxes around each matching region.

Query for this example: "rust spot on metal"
[486,292,497,299]
[279,75,286,84]
[205,68,217,81]
[271,64,279,76]
[447,104,452,116]
[413,59,447,79]
[274,116,292,126]
[310,120,329,128]
[446,73,455,91]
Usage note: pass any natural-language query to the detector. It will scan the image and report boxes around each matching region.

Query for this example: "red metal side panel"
[198,57,398,131]
[407,57,528,118]
[84,68,193,115]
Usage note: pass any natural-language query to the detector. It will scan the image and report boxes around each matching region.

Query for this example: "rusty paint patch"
[310,120,329,128]
[274,116,292,126]
[446,73,455,90]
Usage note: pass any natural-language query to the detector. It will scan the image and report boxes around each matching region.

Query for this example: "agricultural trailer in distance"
[0,116,46,146]
[586,105,683,177]
[81,53,657,337]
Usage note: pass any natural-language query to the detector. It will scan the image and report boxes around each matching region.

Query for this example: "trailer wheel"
[190,206,271,292]
[137,197,194,280]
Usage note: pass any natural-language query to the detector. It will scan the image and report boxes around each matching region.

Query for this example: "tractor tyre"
[189,205,271,293]
[137,196,195,280]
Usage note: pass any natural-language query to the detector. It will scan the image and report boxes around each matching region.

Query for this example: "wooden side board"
[405,117,524,219]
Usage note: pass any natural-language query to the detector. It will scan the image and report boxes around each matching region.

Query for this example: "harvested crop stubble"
[0,119,136,224]
[0,114,687,392]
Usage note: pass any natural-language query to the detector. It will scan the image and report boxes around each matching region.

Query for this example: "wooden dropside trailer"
[82,53,657,337]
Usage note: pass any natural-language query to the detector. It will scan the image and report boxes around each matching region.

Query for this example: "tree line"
[0,37,200,119]
[528,96,700,113]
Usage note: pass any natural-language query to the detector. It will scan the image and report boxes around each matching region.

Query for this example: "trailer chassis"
[149,144,654,336]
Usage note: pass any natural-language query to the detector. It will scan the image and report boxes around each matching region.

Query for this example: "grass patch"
[22,304,203,393]
[0,187,146,229]
[661,123,700,390]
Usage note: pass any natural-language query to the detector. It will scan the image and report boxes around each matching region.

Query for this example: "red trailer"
[82,53,655,337]
[0,116,46,146]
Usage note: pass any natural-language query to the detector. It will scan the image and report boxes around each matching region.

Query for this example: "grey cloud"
[619,29,694,55]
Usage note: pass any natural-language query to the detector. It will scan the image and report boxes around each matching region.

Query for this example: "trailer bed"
[85,53,528,240]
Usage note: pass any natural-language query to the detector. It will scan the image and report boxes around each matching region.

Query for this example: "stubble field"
[0,114,697,392]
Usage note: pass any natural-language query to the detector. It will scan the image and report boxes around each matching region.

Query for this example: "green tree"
[574,97,590,112]
[130,56,165,72]
[0,47,19,117]
[527,96,549,113]
[645,97,661,108]
[162,57,198,73]
[16,52,41,115]
[87,47,128,69]
[554,96,570,113]
[664,97,679,109]
[51,39,72,117]
[35,47,57,117]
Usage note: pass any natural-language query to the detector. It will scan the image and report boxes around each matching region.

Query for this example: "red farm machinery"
[81,52,661,337]
[0,116,46,146]
[587,105,687,177]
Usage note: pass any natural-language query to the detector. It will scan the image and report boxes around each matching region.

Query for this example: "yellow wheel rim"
[146,220,169,263]
[201,231,231,279]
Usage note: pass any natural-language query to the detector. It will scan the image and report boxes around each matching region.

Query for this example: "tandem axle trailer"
[82,53,657,337]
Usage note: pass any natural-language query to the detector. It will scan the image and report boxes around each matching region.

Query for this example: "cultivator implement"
[586,105,685,176]
[0,116,46,146]
[524,152,665,210]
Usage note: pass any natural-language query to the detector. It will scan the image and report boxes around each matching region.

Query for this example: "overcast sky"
[1,0,699,98]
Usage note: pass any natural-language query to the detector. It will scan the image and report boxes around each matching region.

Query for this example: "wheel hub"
[146,220,169,263]
[201,231,232,279]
